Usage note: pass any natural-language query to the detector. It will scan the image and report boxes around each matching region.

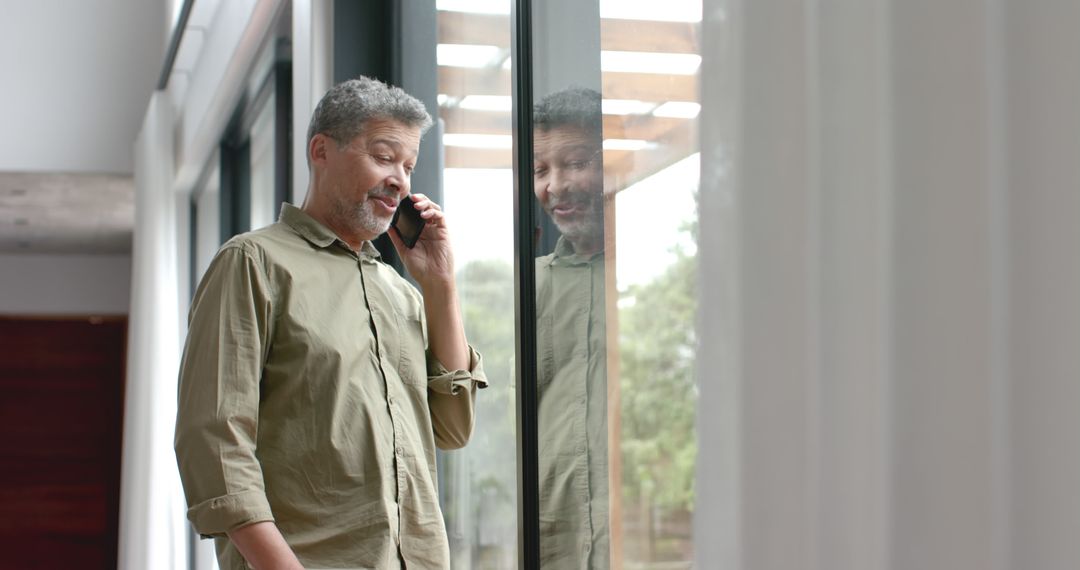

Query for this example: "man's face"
[319,118,421,241]
[533,125,604,249]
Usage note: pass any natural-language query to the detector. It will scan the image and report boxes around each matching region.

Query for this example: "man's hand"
[228,521,305,570]
[388,194,469,372]
[388,193,455,290]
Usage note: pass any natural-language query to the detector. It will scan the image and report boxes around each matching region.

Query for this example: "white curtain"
[697,0,1080,568]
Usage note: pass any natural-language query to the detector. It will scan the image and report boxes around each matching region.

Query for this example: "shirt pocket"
[396,313,428,388]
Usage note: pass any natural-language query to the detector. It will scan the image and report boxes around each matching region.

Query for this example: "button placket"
[358,259,407,504]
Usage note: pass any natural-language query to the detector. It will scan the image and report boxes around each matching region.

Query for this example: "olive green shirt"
[536,237,609,569]
[175,204,486,570]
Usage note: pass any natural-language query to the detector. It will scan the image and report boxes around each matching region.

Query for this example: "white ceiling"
[0,0,168,253]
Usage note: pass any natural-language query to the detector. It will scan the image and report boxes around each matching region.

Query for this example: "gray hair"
[307,76,434,153]
[533,86,603,139]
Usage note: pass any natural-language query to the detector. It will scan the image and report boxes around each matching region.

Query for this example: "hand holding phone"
[391,196,426,248]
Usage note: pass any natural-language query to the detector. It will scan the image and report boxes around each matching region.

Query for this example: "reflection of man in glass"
[533,87,609,569]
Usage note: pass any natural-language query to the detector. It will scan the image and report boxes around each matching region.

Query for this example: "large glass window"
[248,90,277,230]
[527,0,702,567]
[435,1,518,568]
[192,156,221,281]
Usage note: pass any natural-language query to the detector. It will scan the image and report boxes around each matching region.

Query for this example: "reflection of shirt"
[536,236,609,570]
[174,204,486,570]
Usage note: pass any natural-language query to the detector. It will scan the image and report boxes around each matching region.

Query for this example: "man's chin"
[555,223,600,243]
[354,212,392,237]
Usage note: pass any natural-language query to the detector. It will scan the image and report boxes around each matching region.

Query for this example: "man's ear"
[309,133,330,166]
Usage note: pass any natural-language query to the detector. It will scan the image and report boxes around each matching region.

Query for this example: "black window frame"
[220,48,293,242]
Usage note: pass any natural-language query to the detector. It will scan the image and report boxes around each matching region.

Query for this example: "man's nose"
[387,166,410,197]
[547,168,569,196]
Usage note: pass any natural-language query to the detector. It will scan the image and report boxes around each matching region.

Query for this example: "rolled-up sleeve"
[427,345,487,449]
[174,244,276,537]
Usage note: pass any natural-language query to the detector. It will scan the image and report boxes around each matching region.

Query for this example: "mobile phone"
[391,196,425,248]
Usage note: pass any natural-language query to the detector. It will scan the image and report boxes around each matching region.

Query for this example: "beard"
[331,185,398,237]
[544,190,604,248]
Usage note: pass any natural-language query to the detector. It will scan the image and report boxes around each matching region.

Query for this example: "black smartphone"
[391,196,425,248]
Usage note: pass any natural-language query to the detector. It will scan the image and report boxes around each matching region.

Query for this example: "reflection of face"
[320,118,421,241]
[534,126,604,253]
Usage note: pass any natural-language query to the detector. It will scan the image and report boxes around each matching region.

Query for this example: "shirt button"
[396,447,403,456]
[388,396,394,405]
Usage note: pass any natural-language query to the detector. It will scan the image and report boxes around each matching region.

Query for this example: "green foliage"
[445,235,700,563]
[443,259,519,568]
[618,240,698,512]
[456,258,518,497]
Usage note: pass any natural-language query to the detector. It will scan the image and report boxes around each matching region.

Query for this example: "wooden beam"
[436,11,700,54]
[600,72,698,103]
[438,107,512,136]
[439,113,696,173]
[602,114,691,142]
[438,66,513,97]
[438,107,690,141]
[603,118,699,190]
[443,146,513,170]
[601,19,700,54]
[439,66,697,102]
[437,11,510,48]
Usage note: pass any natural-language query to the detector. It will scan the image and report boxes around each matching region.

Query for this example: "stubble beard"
[546,190,604,251]
[331,185,397,238]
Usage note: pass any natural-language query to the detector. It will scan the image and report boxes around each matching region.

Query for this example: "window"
[526,0,702,567]
[436,1,519,567]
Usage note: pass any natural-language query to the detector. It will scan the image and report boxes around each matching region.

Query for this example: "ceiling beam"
[438,67,697,102]
[436,11,700,54]
[438,106,691,141]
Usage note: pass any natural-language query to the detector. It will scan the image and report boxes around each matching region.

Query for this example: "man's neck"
[568,236,604,257]
[300,198,370,252]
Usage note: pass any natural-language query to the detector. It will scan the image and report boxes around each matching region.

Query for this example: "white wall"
[0,253,132,315]
[0,0,164,173]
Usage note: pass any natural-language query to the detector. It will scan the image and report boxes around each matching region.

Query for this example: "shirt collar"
[550,235,603,266]
[279,203,382,259]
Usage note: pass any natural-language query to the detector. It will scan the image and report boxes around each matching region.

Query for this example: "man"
[532,87,610,569]
[175,77,486,570]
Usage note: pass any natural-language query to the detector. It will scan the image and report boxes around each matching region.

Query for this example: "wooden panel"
[0,317,127,570]
[439,107,512,136]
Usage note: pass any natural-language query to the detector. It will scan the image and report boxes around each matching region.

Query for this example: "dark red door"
[0,317,127,570]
